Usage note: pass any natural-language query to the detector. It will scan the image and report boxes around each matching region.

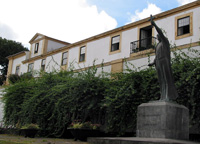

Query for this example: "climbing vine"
[2,47,200,136]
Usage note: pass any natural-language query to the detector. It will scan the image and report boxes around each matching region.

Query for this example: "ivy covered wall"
[2,47,200,136]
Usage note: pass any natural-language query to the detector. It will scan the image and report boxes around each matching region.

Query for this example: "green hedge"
[2,47,200,136]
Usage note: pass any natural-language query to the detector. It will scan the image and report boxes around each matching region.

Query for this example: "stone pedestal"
[136,101,189,140]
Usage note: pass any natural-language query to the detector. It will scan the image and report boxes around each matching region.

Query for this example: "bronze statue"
[148,15,178,101]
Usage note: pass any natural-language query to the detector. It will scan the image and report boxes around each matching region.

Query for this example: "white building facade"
[6,1,200,83]
[0,87,4,124]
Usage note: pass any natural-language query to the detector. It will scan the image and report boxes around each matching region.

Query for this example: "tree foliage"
[0,37,28,85]
[2,47,200,136]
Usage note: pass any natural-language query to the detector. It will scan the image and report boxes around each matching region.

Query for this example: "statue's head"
[157,34,161,42]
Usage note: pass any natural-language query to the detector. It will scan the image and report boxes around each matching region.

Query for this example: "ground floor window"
[15,65,20,75]
[61,52,68,65]
[28,63,34,72]
[41,59,46,71]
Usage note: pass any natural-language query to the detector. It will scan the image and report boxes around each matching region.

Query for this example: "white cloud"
[177,0,196,5]
[0,22,18,40]
[0,0,117,48]
[128,3,162,23]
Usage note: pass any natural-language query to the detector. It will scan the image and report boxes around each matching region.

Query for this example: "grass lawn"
[0,140,23,144]
[0,134,89,144]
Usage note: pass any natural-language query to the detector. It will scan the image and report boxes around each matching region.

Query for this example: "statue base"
[136,101,189,140]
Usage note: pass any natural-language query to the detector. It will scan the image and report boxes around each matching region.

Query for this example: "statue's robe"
[154,37,178,100]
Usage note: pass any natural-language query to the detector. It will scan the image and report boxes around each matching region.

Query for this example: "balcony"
[130,37,157,54]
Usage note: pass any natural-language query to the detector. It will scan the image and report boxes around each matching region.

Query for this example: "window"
[175,12,193,40]
[34,43,39,53]
[177,16,190,36]
[79,46,86,62]
[28,63,34,72]
[109,34,121,55]
[139,25,153,49]
[41,59,46,71]
[61,52,68,65]
[15,65,20,75]
[111,35,120,52]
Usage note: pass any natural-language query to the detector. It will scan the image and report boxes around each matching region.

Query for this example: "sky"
[0,0,197,49]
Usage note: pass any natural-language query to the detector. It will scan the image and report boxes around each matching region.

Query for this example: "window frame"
[175,12,193,40]
[34,43,39,54]
[28,63,34,72]
[41,59,46,71]
[79,46,86,63]
[15,65,20,75]
[61,51,68,66]
[177,16,190,36]
[109,33,121,55]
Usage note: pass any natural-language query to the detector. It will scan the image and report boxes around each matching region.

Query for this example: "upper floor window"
[34,43,39,53]
[41,59,46,71]
[177,16,190,36]
[28,63,34,72]
[61,52,68,65]
[111,35,120,52]
[79,46,86,62]
[15,65,20,75]
[175,12,193,40]
[109,34,121,55]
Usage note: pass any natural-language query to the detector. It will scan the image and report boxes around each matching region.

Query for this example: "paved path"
[88,137,200,144]
[0,134,89,144]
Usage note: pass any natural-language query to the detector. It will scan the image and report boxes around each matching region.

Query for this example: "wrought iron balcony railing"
[130,37,157,54]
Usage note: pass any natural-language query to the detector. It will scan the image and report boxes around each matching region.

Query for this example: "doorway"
[139,25,152,50]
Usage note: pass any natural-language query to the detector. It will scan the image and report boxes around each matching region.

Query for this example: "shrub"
[2,47,200,136]
[21,123,40,130]
[69,121,101,130]
[8,72,33,84]
[8,74,20,84]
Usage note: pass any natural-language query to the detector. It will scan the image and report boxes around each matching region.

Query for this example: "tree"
[0,37,28,85]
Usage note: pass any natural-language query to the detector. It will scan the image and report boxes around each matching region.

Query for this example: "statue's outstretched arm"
[151,20,165,40]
